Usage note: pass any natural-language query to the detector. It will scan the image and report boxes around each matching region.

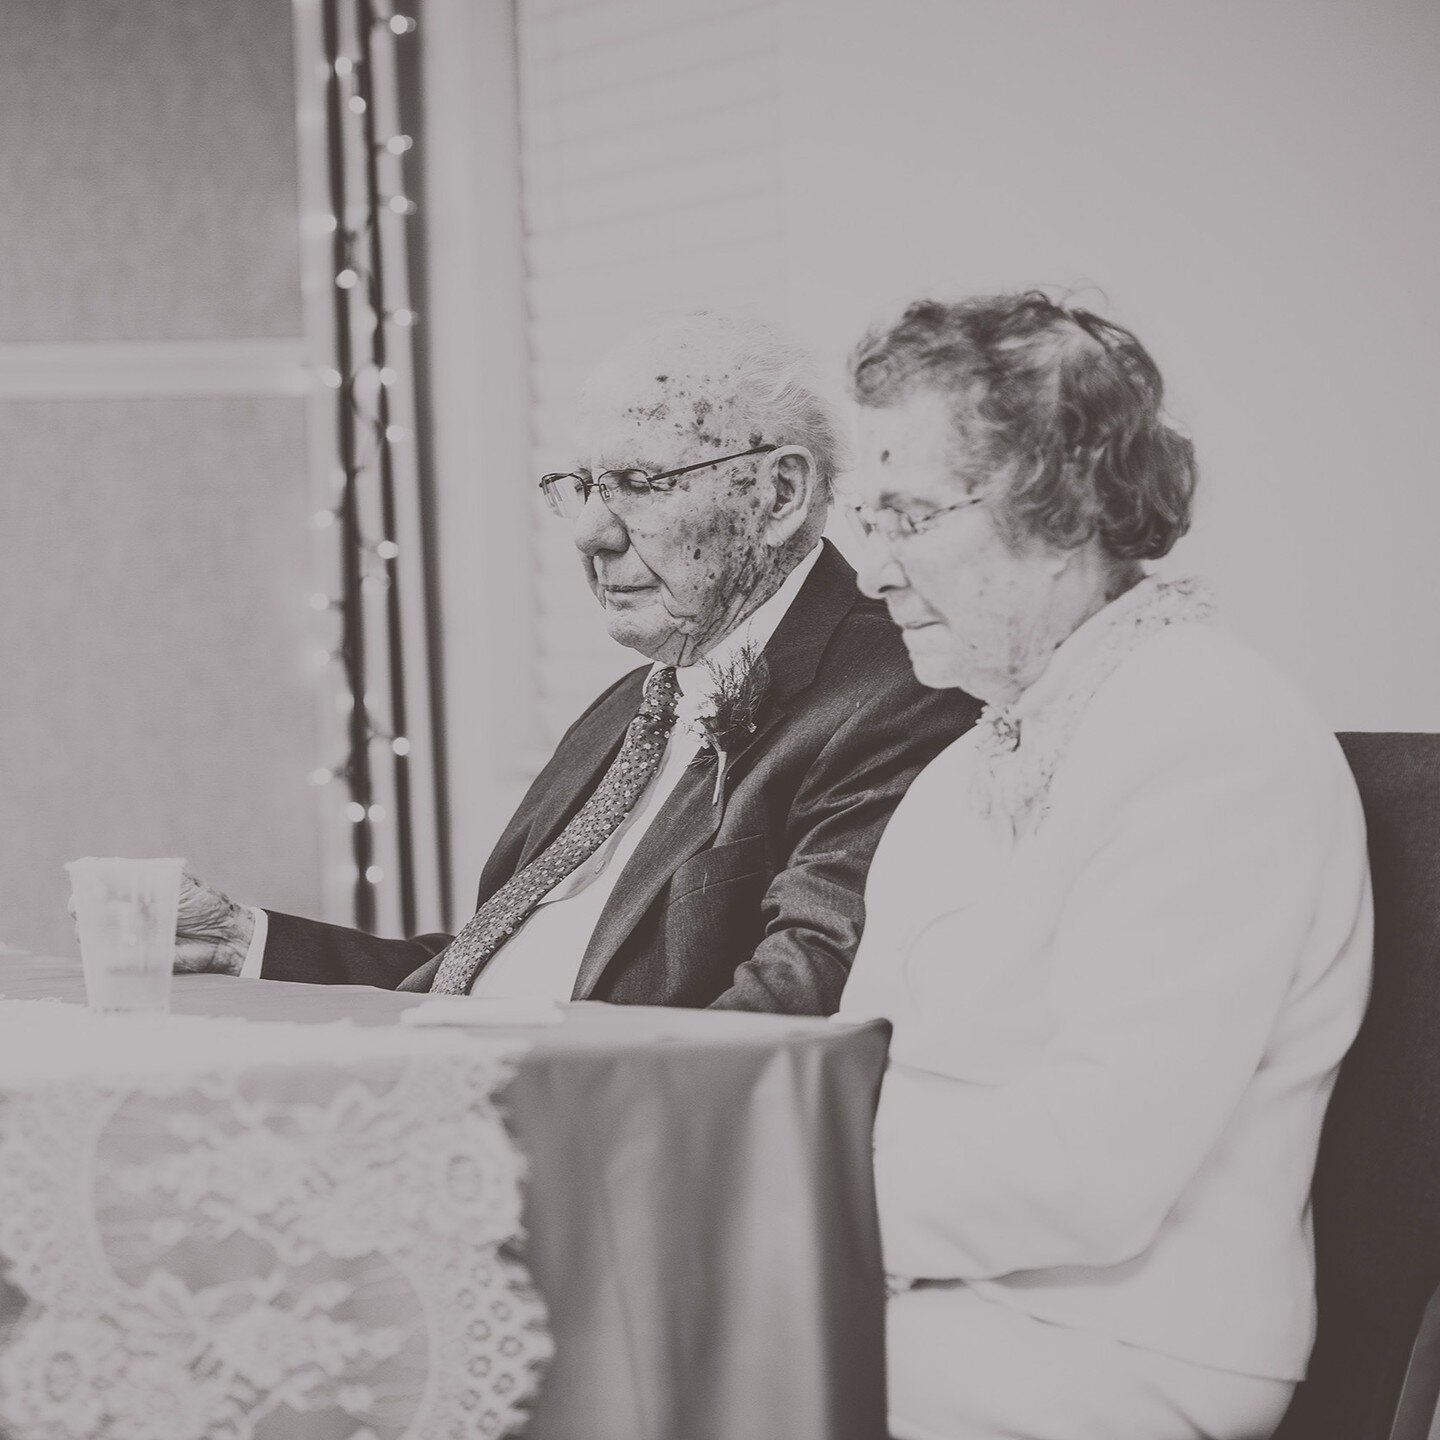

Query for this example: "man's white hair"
[579,309,849,490]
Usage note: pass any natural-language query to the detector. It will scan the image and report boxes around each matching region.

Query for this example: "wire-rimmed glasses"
[844,491,987,544]
[538,444,778,519]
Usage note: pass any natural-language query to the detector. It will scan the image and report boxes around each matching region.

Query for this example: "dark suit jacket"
[263,542,980,1013]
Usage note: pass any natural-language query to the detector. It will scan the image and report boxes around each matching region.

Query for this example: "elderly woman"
[836,294,1372,1440]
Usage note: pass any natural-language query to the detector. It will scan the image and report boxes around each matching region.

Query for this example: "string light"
[310,0,426,934]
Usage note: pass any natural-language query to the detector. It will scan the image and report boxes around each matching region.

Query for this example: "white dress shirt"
[242,545,822,995]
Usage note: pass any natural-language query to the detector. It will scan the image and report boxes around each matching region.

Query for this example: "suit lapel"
[570,759,723,998]
[570,541,861,998]
[689,539,860,793]
[754,539,857,707]
[474,668,647,902]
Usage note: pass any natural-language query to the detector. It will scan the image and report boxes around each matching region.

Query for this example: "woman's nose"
[856,540,906,601]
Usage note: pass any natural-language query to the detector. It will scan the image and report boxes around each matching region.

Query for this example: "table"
[0,958,892,1440]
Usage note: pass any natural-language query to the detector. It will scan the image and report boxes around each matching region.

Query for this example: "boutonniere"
[688,641,769,805]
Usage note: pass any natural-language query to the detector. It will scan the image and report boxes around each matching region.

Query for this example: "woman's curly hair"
[849,292,1195,561]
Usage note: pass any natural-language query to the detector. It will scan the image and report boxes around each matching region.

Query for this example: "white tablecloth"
[0,1000,550,1439]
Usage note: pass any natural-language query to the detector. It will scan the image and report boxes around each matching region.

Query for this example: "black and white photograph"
[1,2,1436,1437]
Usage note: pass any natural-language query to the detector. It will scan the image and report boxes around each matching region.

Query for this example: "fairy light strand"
[357,0,418,934]
[315,0,421,932]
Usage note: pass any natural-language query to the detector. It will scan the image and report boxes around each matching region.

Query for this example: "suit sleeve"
[870,707,1366,1279]
[260,910,451,989]
[709,679,979,1014]
[257,667,652,990]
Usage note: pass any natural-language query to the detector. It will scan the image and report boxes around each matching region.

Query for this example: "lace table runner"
[0,1001,551,1439]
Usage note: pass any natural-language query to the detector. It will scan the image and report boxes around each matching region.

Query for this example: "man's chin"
[600,609,678,663]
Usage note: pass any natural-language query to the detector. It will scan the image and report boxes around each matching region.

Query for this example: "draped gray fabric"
[2,960,892,1440]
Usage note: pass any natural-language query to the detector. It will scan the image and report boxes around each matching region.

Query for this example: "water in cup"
[65,857,184,1013]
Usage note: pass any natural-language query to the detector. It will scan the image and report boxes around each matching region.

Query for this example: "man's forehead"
[577,365,746,463]
[577,405,675,469]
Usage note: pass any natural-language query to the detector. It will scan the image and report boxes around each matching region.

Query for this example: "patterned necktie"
[430,666,681,995]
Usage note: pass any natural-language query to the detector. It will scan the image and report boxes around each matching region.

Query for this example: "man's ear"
[762,446,818,547]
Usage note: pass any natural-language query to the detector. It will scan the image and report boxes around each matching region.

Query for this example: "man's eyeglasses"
[845,492,986,544]
[539,444,778,519]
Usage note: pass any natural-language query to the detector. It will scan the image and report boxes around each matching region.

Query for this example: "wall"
[425,0,1438,893]
[776,0,1440,730]
[415,0,537,908]
[419,0,794,892]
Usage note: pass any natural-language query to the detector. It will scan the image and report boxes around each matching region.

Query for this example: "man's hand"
[173,869,255,975]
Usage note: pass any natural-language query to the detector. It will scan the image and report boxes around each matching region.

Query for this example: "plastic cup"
[65,857,184,1013]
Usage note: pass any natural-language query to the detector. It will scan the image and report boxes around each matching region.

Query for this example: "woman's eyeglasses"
[844,492,986,544]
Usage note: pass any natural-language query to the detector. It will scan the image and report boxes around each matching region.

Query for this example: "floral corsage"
[688,642,769,805]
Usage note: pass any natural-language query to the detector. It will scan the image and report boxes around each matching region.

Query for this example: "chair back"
[1273,733,1440,1440]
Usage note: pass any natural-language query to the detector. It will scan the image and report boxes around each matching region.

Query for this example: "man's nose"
[571,487,629,555]
[856,539,906,601]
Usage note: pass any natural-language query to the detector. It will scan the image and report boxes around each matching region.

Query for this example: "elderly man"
[176,313,979,1012]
